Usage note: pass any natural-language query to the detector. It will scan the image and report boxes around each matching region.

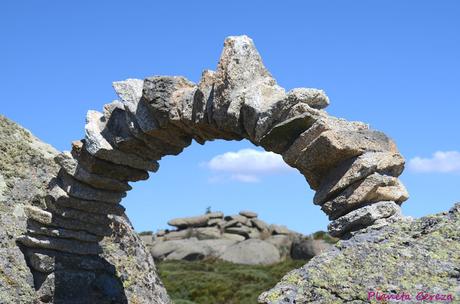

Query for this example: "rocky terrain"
[259,203,460,303]
[141,211,334,265]
[0,35,457,303]
[0,115,169,304]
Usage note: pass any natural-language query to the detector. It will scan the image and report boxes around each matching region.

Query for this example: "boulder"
[286,88,329,110]
[290,238,333,260]
[251,218,270,232]
[259,204,460,303]
[225,214,251,226]
[295,129,398,190]
[328,201,401,237]
[239,210,258,218]
[194,227,222,240]
[221,233,246,242]
[266,235,293,258]
[313,151,405,205]
[220,239,281,265]
[269,224,293,235]
[167,215,209,229]
[321,173,409,220]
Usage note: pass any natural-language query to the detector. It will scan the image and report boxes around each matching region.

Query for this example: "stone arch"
[17,35,408,301]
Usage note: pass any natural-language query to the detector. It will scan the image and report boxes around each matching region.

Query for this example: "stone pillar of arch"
[17,35,408,298]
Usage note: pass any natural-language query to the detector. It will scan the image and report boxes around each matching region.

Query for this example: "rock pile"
[142,211,332,265]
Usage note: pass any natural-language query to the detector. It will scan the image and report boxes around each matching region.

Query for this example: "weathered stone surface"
[206,211,224,219]
[24,205,112,237]
[259,112,320,153]
[314,151,405,205]
[17,234,102,255]
[27,219,102,243]
[220,239,281,265]
[286,88,330,110]
[84,110,160,171]
[194,227,221,240]
[270,224,293,235]
[321,173,409,220]
[295,129,398,189]
[163,229,191,241]
[167,215,209,229]
[72,140,150,182]
[221,233,246,242]
[150,238,237,261]
[251,218,270,232]
[224,226,251,238]
[113,78,187,155]
[225,214,251,226]
[142,76,196,128]
[290,238,333,260]
[47,185,126,216]
[328,201,401,237]
[56,170,126,204]
[266,235,293,259]
[239,210,258,218]
[212,35,286,139]
[55,151,132,192]
[282,117,368,167]
[259,204,460,304]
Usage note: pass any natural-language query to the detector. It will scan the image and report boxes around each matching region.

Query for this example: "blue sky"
[1,1,459,234]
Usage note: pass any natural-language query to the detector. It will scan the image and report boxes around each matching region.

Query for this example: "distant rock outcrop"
[142,211,334,265]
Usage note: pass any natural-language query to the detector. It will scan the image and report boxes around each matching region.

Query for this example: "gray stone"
[328,201,401,237]
[286,88,329,110]
[168,215,209,229]
[314,151,405,205]
[71,140,150,182]
[208,218,225,227]
[260,204,460,304]
[269,224,293,235]
[266,235,293,259]
[163,229,192,241]
[212,35,286,139]
[194,227,221,240]
[225,214,251,226]
[221,233,246,242]
[47,185,126,216]
[239,210,258,218]
[251,218,270,232]
[206,211,224,219]
[220,239,281,265]
[27,219,102,243]
[259,112,319,153]
[56,170,126,204]
[84,110,160,171]
[295,129,398,189]
[140,235,154,246]
[17,234,102,255]
[224,226,251,238]
[55,151,132,192]
[290,237,333,260]
[282,117,368,167]
[321,173,409,220]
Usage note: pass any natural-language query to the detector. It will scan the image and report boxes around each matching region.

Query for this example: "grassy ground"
[157,258,308,304]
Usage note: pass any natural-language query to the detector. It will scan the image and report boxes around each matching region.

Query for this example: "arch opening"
[17,35,408,302]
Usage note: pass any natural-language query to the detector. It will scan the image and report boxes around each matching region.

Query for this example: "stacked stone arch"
[17,35,408,300]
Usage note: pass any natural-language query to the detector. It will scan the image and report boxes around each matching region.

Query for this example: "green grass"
[157,258,308,304]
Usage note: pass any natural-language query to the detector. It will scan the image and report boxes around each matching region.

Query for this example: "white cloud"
[408,151,460,173]
[204,148,294,183]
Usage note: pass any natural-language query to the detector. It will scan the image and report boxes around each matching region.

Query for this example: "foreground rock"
[259,203,460,303]
[144,211,334,265]
[0,116,169,304]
